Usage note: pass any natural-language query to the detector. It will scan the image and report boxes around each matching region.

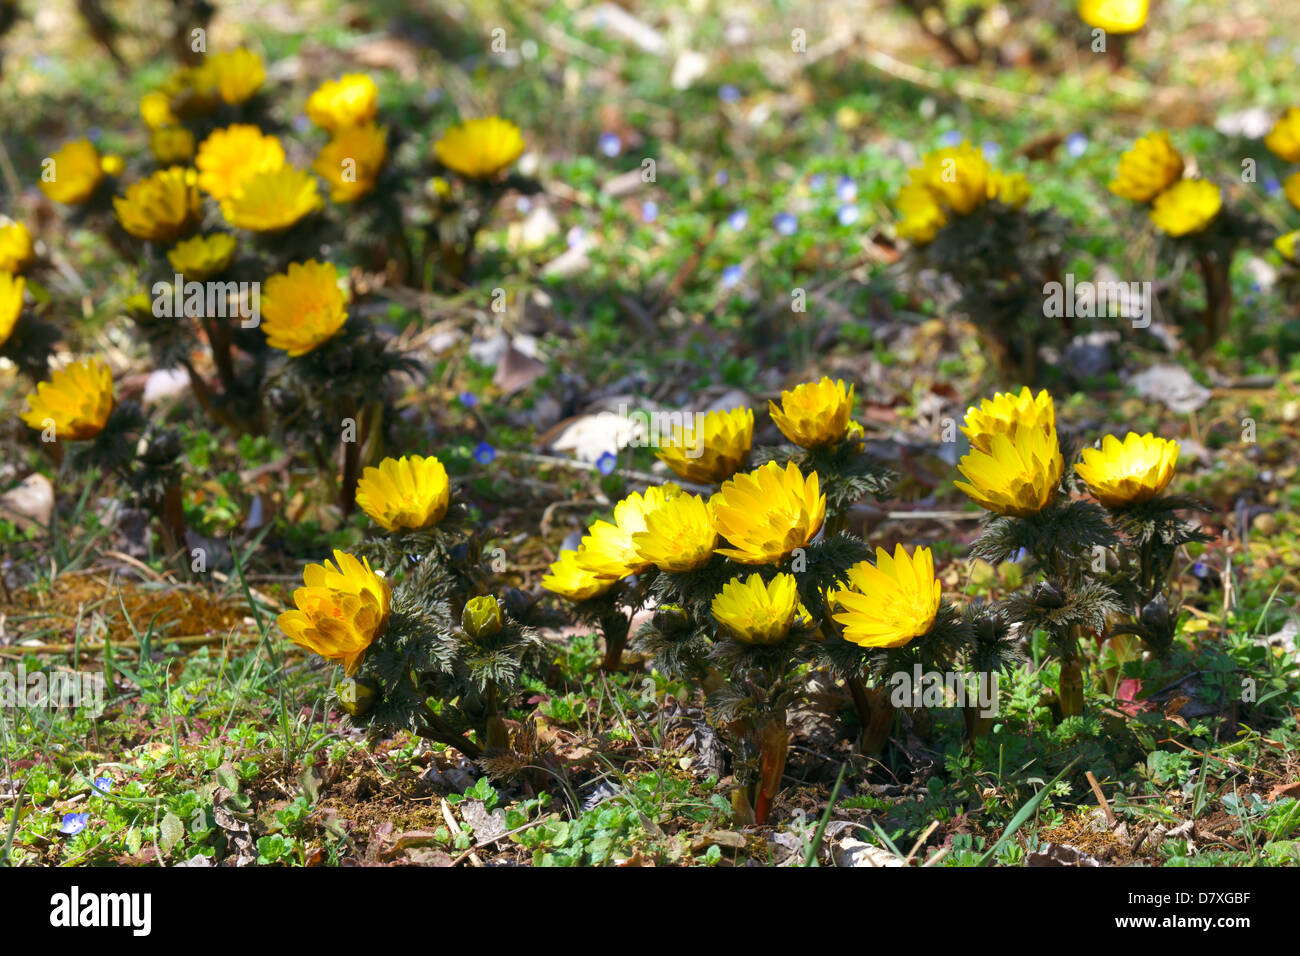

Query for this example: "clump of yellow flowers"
[894,141,1031,244]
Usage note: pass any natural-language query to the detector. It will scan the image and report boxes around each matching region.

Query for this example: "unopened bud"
[462,595,504,639]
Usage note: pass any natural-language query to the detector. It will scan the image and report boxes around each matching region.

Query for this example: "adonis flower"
[913,142,991,216]
[710,461,826,565]
[313,122,388,202]
[955,421,1064,517]
[355,454,452,531]
[20,357,114,440]
[140,91,179,130]
[542,550,618,602]
[207,48,266,105]
[961,386,1056,454]
[433,117,525,180]
[1149,179,1221,236]
[0,273,23,346]
[306,73,379,132]
[655,406,753,484]
[277,550,390,676]
[195,124,286,200]
[166,233,238,280]
[768,377,855,449]
[631,492,717,573]
[150,126,195,165]
[1074,432,1179,508]
[1283,171,1300,214]
[575,484,681,578]
[711,572,800,645]
[113,167,201,243]
[220,165,322,232]
[832,544,941,649]
[1265,107,1300,164]
[987,170,1031,208]
[1277,230,1299,261]
[894,182,947,244]
[1109,131,1184,203]
[1078,0,1148,34]
[39,139,109,205]
[0,221,34,274]
[260,260,347,356]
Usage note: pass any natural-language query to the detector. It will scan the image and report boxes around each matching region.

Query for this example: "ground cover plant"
[1,0,1299,874]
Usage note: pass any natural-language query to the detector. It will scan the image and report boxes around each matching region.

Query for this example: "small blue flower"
[772,212,798,236]
[515,196,534,214]
[721,264,743,288]
[567,226,586,248]
[93,777,113,793]
[939,130,963,147]
[458,391,478,408]
[598,132,622,157]
[473,442,496,465]
[1265,177,1282,196]
[1065,133,1088,158]
[292,114,311,133]
[719,84,740,103]
[59,813,89,836]
[836,177,857,202]
[714,170,729,186]
[87,126,102,143]
[596,451,618,475]
[808,173,826,191]
[641,200,658,222]
[727,208,748,231]
[1010,547,1029,564]
[836,204,859,226]
[1192,561,1209,579]
[981,141,1001,160]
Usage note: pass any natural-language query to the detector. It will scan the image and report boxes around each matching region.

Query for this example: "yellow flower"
[1149,179,1221,236]
[140,91,178,130]
[306,73,379,132]
[150,126,195,165]
[277,550,390,676]
[894,182,947,244]
[1285,171,1300,214]
[1265,108,1300,164]
[1079,0,1148,34]
[768,377,854,449]
[355,454,451,531]
[913,143,991,215]
[220,165,322,232]
[575,484,681,578]
[195,124,286,200]
[260,259,347,356]
[988,170,1031,208]
[20,357,115,441]
[0,221,34,274]
[1074,432,1178,508]
[208,48,265,105]
[38,139,106,204]
[710,461,826,565]
[166,233,238,280]
[1277,230,1299,262]
[1109,131,1184,203]
[164,62,222,117]
[655,406,753,484]
[0,272,23,346]
[631,492,717,573]
[961,386,1056,455]
[711,572,799,645]
[955,421,1064,517]
[433,116,525,180]
[831,544,941,649]
[313,123,388,202]
[542,550,618,602]
[113,166,201,243]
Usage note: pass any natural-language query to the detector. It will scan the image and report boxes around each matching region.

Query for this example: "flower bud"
[1140,594,1170,633]
[337,677,379,717]
[462,595,504,639]
[653,603,690,636]
[1033,581,1066,609]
